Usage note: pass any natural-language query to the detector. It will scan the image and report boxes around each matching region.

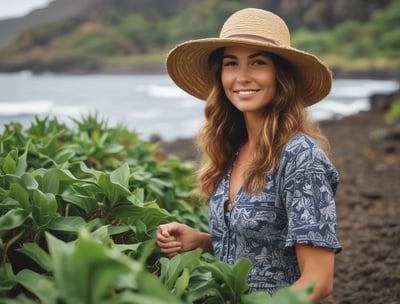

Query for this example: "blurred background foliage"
[0,0,399,71]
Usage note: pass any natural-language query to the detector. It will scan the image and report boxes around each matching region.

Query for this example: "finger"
[158,225,171,238]
[158,243,181,256]
[157,233,174,243]
[158,222,181,238]
[156,239,181,249]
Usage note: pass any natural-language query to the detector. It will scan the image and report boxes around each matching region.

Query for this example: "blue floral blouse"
[208,133,342,295]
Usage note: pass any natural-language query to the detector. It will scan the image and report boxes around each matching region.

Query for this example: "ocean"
[0,72,399,142]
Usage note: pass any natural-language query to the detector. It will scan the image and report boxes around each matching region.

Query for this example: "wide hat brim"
[166,37,332,106]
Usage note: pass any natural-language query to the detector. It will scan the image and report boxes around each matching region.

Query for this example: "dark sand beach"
[162,91,400,303]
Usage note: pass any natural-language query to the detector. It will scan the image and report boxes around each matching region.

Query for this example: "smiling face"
[221,47,277,116]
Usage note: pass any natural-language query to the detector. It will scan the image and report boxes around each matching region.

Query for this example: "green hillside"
[292,0,400,69]
[0,0,398,73]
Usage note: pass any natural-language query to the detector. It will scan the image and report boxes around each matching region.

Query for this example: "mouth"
[234,89,259,96]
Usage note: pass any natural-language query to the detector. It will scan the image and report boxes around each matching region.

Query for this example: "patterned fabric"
[208,133,342,295]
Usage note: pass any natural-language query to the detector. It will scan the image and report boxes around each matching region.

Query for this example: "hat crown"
[219,8,291,47]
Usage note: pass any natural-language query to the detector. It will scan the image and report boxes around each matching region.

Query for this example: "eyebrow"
[222,52,267,60]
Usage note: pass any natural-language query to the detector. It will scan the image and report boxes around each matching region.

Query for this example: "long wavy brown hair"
[196,48,331,200]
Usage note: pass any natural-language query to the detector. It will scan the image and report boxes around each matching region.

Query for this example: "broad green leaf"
[17,242,52,272]
[149,177,173,189]
[114,243,141,253]
[137,239,157,265]
[200,256,233,285]
[108,202,174,228]
[159,249,201,290]
[42,171,60,194]
[89,224,110,242]
[3,172,38,194]
[79,161,102,180]
[0,187,8,203]
[13,269,58,304]
[97,172,131,206]
[110,163,129,189]
[0,263,16,292]
[47,216,86,233]
[102,292,181,304]
[15,144,29,176]
[104,143,124,154]
[31,190,58,228]
[132,188,145,205]
[185,272,219,303]
[43,136,59,156]
[46,232,90,304]
[199,254,241,299]
[146,181,165,197]
[132,169,152,181]
[42,168,77,194]
[231,258,252,295]
[242,291,272,304]
[174,267,190,297]
[107,225,130,236]
[134,270,184,304]
[0,209,30,237]
[0,294,38,304]
[20,172,39,191]
[3,153,16,174]
[53,148,76,164]
[61,187,99,214]
[134,219,149,241]
[9,183,30,210]
[47,229,142,304]
[165,197,194,214]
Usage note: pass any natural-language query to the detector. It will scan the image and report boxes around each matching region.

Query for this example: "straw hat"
[166,8,332,106]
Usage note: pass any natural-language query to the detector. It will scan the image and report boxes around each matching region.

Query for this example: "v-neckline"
[226,145,244,211]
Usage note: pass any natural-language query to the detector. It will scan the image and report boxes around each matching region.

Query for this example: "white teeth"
[238,90,257,95]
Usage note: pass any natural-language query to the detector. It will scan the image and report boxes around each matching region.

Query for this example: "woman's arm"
[291,244,335,303]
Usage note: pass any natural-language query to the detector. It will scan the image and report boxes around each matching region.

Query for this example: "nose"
[236,65,251,83]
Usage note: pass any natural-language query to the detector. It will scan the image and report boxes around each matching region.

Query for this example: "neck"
[243,114,263,147]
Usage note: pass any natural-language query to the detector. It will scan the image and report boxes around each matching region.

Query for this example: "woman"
[157,8,341,302]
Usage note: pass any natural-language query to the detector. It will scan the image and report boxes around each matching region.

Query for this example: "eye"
[222,60,237,67]
[252,59,268,66]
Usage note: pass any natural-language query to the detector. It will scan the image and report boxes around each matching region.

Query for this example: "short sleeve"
[281,135,342,253]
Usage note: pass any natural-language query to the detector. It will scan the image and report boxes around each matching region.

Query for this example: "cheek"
[262,74,277,94]
[262,71,276,85]
[221,71,233,94]
[220,70,229,87]
[221,67,238,85]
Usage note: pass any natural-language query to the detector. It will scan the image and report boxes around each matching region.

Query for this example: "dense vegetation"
[0,115,313,303]
[292,0,400,68]
[0,0,398,72]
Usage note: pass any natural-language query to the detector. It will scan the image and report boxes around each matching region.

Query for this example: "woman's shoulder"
[281,132,332,166]
[284,132,320,153]
[278,133,339,196]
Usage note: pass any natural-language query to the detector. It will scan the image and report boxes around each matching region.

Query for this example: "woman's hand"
[157,222,209,257]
